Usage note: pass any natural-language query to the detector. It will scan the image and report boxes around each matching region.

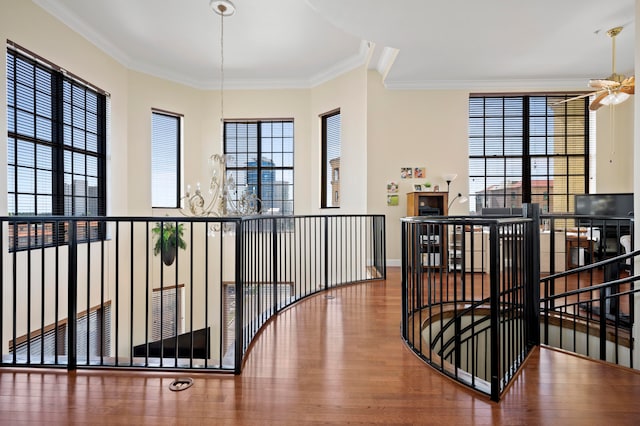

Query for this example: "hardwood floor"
[2,267,640,425]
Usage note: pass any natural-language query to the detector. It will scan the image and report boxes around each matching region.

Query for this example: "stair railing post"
[523,203,541,347]
[67,219,78,371]
[489,221,501,402]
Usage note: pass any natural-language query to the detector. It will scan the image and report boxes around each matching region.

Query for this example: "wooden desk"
[566,234,593,269]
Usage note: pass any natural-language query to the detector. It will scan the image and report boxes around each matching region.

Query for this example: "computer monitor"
[575,193,633,217]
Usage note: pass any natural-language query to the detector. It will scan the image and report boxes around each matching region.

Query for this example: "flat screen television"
[574,193,634,217]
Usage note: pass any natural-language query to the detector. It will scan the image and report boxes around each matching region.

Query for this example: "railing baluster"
[67,219,77,371]
[234,219,244,374]
[488,222,501,402]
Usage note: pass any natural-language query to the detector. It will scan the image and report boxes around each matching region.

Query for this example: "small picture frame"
[413,184,422,191]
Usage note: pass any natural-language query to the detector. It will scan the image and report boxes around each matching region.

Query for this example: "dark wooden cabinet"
[407,192,448,269]
[406,191,448,217]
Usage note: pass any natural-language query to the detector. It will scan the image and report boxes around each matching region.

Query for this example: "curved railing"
[0,214,386,373]
[235,215,386,369]
[402,207,638,401]
[401,211,538,401]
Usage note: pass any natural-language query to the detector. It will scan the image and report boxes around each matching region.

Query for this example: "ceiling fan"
[558,26,634,111]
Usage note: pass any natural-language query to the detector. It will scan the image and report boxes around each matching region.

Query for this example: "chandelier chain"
[179,1,260,223]
[220,9,225,130]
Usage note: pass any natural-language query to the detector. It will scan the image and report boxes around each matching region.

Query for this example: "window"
[6,44,107,249]
[152,285,184,341]
[321,110,341,208]
[10,303,111,362]
[468,95,593,213]
[151,110,181,208]
[224,120,294,215]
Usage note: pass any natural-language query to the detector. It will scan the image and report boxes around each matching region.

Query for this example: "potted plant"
[152,221,187,266]
[423,182,432,191]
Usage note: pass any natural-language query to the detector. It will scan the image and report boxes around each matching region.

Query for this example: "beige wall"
[126,72,205,216]
[126,54,370,218]
[366,72,470,264]
[311,66,369,214]
[596,100,634,193]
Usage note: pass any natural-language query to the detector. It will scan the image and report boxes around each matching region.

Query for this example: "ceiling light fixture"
[181,0,260,221]
[210,0,235,16]
[600,90,630,106]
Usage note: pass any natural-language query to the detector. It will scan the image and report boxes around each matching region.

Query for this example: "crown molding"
[307,40,372,88]
[34,0,136,69]
[384,78,592,91]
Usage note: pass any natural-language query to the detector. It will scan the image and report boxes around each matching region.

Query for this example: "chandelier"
[182,153,259,217]
[181,0,260,219]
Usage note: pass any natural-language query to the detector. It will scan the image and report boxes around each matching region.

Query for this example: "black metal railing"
[538,214,633,276]
[235,215,386,367]
[540,247,639,368]
[0,214,385,373]
[536,213,636,367]
[402,207,638,401]
[401,210,537,401]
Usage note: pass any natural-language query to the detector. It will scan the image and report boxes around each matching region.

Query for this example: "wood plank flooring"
[2,267,640,425]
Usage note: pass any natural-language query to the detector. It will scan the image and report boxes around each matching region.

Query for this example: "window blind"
[6,46,107,249]
[10,304,111,362]
[468,95,592,213]
[151,111,180,208]
[152,286,183,341]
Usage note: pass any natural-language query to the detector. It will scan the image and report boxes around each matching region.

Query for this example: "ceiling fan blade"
[551,91,598,106]
[589,79,619,89]
[620,75,634,86]
[620,76,635,94]
[589,91,609,111]
[621,85,634,95]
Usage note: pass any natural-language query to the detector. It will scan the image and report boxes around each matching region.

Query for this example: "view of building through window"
[468,95,594,214]
[224,120,294,215]
[6,46,107,249]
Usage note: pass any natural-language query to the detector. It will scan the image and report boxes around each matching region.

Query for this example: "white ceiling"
[33,0,636,90]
